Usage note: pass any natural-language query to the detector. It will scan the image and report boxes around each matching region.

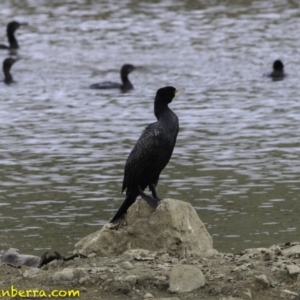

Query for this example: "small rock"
[236,254,250,265]
[80,287,87,293]
[122,249,152,259]
[286,264,300,276]
[154,298,180,300]
[99,274,108,281]
[280,289,299,298]
[109,281,131,294]
[221,285,235,295]
[48,259,64,268]
[243,247,268,255]
[159,253,170,262]
[168,265,205,293]
[255,274,269,287]
[53,268,74,281]
[23,267,41,278]
[124,275,137,285]
[262,250,273,261]
[273,260,286,269]
[122,261,134,270]
[136,272,155,286]
[243,288,252,299]
[87,253,96,258]
[155,275,168,281]
[198,248,218,258]
[144,293,154,298]
[219,297,244,300]
[271,266,278,272]
[79,276,90,285]
[232,263,251,272]
[242,247,274,261]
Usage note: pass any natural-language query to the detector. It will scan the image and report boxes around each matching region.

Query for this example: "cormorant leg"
[138,186,160,208]
[149,184,161,201]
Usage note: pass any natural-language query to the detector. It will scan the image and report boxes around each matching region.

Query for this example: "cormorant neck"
[4,71,13,84]
[154,102,171,120]
[7,30,18,49]
[121,73,133,89]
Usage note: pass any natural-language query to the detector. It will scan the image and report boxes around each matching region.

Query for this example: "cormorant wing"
[122,122,161,192]
[90,81,122,89]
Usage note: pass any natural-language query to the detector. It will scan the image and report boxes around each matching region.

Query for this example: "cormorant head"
[273,60,284,72]
[121,64,135,75]
[155,86,178,105]
[7,21,21,33]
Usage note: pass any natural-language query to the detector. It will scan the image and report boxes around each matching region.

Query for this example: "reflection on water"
[0,0,300,254]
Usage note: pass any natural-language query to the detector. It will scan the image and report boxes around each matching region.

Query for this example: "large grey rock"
[1,248,40,268]
[168,264,205,293]
[286,264,300,276]
[282,245,300,257]
[75,198,214,257]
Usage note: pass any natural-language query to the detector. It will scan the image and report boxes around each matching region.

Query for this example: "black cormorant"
[266,60,285,79]
[110,86,180,223]
[2,57,18,84]
[0,21,26,50]
[90,64,135,91]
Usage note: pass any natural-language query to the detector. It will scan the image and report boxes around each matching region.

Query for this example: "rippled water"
[0,0,300,254]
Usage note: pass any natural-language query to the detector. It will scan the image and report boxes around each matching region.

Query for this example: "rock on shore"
[75,198,215,257]
[1,248,40,268]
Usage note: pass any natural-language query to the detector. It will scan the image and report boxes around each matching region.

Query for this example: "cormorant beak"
[19,22,29,26]
[175,88,185,97]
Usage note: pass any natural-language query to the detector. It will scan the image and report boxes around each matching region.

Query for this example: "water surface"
[0,0,300,254]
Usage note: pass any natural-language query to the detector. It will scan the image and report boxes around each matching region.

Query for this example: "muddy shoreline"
[1,199,300,300]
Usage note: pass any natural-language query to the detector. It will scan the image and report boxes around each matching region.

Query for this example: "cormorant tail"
[110,192,137,223]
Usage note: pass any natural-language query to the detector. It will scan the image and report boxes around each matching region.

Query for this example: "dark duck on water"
[0,21,27,50]
[265,60,286,80]
[90,64,135,91]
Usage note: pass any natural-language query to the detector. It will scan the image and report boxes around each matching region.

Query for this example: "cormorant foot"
[138,186,160,207]
[149,184,161,200]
